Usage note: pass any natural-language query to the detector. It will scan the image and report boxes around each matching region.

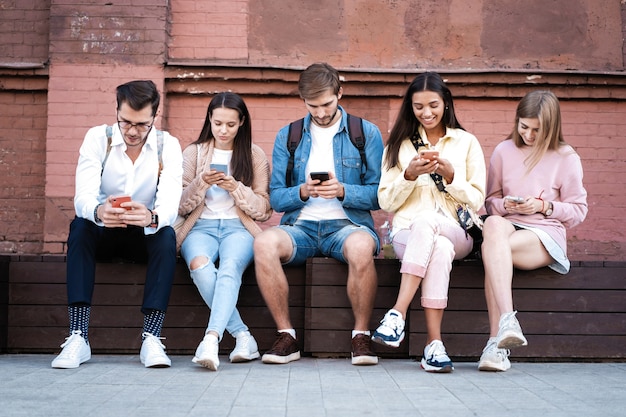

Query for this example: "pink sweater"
[485,139,588,254]
[175,141,272,250]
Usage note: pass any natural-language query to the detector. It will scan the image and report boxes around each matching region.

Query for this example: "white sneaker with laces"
[497,311,528,349]
[51,330,91,369]
[140,332,171,368]
[420,339,454,373]
[192,333,220,370]
[229,331,260,363]
[478,338,511,372]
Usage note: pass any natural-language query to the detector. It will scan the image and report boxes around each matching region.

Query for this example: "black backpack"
[285,114,366,187]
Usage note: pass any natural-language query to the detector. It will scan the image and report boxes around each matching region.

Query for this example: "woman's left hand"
[216,175,238,192]
[434,157,455,184]
[504,197,543,215]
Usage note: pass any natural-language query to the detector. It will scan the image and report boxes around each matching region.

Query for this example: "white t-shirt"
[201,148,238,219]
[299,117,348,221]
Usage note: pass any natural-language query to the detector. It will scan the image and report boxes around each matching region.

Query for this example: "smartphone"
[210,163,228,174]
[419,150,439,159]
[111,195,132,209]
[310,172,330,182]
[504,195,526,203]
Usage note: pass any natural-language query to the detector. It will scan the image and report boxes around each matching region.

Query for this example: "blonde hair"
[511,90,566,171]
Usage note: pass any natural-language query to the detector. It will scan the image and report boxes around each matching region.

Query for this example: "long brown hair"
[194,92,254,185]
[510,90,566,172]
[385,72,464,169]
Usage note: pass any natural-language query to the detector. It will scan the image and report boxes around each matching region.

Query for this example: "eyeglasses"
[117,118,153,132]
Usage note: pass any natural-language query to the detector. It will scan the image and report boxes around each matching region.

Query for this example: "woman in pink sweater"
[478,91,588,372]
[176,92,272,371]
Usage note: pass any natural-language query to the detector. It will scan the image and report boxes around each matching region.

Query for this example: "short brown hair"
[298,63,341,100]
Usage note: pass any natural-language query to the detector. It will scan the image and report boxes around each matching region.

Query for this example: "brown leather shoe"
[262,332,301,364]
[351,333,378,365]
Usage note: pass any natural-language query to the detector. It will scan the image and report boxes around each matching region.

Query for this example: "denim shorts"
[278,219,379,265]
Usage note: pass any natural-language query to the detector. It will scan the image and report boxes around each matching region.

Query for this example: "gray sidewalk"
[1,354,624,417]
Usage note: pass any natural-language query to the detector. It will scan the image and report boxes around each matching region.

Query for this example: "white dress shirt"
[74,123,183,234]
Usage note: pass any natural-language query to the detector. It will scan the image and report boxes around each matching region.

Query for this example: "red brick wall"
[1,0,625,261]
[0,0,50,64]
[0,90,47,253]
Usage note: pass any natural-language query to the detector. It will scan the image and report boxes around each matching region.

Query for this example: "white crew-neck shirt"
[299,117,348,221]
[201,148,238,219]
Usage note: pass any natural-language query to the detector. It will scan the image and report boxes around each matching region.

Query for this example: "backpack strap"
[101,126,164,181]
[347,114,366,182]
[286,118,304,187]
[155,129,164,183]
[101,125,113,176]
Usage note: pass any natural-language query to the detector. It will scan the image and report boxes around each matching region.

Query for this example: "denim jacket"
[270,106,383,233]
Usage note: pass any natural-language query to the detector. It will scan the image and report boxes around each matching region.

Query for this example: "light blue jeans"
[181,218,253,341]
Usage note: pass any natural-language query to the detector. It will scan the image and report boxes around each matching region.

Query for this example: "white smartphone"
[504,195,525,203]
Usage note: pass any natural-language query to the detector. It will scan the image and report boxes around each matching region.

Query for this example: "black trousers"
[66,217,176,314]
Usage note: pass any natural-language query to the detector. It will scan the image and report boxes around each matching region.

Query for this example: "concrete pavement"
[1,354,624,417]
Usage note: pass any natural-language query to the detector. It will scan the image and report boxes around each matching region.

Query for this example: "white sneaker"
[497,311,528,349]
[229,331,260,363]
[51,330,91,369]
[478,338,511,372]
[371,309,405,348]
[140,332,171,368]
[420,340,454,373]
[192,333,220,370]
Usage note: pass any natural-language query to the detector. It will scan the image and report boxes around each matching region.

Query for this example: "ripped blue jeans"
[180,218,253,341]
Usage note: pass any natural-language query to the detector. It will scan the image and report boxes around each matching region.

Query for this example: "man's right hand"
[98,196,130,228]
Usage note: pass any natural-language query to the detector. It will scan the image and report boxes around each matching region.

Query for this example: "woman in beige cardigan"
[176,92,272,371]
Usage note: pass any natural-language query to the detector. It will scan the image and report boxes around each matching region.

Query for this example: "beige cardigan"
[175,140,272,250]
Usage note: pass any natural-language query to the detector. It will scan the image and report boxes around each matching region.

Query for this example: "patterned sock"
[142,309,166,339]
[68,305,91,343]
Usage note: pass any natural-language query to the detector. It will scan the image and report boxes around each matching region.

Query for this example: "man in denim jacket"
[253,63,384,366]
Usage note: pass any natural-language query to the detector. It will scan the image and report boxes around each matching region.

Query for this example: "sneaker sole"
[230,351,260,363]
[371,333,404,348]
[420,359,454,373]
[142,360,171,368]
[193,357,219,371]
[262,351,300,364]
[478,359,511,372]
[351,354,378,366]
[51,353,91,369]
[497,333,528,349]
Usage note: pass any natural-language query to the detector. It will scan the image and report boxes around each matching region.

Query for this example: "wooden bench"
[2,255,625,361]
[2,255,305,355]
[304,257,626,360]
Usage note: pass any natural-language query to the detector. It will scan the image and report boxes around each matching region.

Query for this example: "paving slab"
[0,355,624,417]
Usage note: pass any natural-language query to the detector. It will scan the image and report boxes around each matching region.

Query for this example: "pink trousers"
[393,211,473,309]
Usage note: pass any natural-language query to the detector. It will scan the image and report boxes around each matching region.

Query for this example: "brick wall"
[169,0,249,61]
[0,90,47,253]
[0,0,50,65]
[1,0,625,260]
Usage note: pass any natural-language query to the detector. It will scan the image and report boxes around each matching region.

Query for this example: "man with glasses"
[52,80,183,369]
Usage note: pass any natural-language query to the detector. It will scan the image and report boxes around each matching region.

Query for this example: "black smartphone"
[310,172,330,182]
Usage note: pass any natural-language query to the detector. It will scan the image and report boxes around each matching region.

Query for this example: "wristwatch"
[148,210,159,228]
[544,202,553,217]
[94,204,102,223]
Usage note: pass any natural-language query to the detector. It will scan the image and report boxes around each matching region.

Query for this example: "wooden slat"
[409,333,626,360]
[305,329,408,357]
[409,310,626,335]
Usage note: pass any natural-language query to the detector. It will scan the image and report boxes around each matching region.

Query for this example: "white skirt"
[511,221,570,274]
